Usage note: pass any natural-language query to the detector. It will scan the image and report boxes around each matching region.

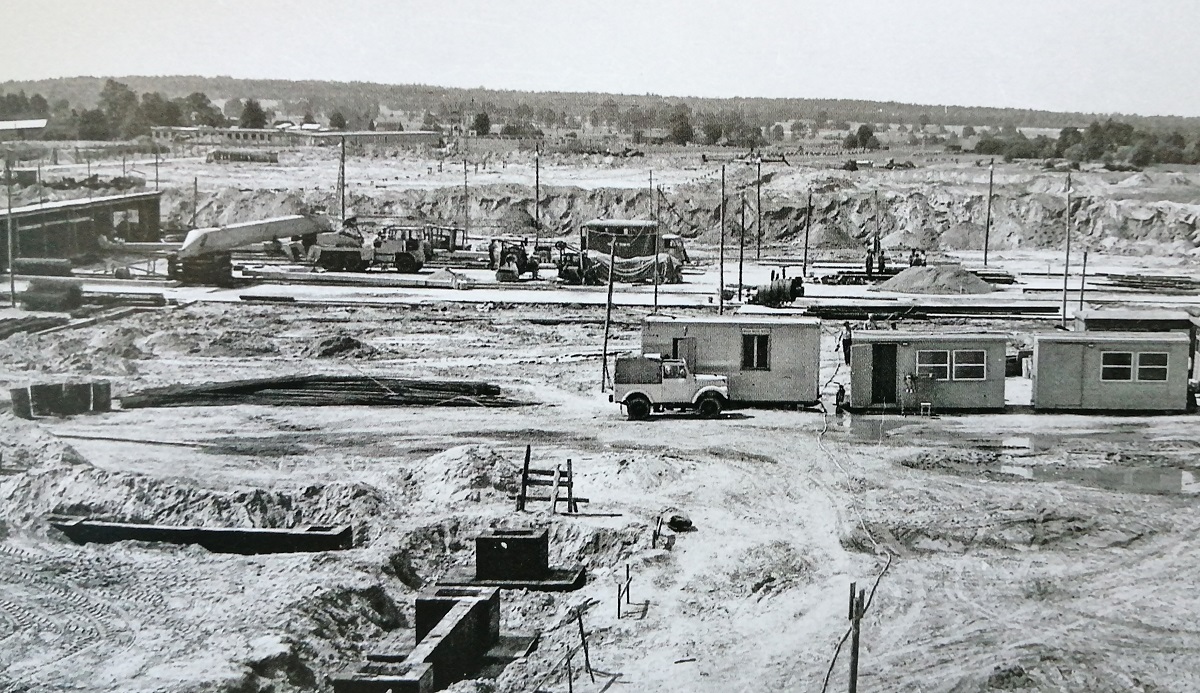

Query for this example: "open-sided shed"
[1032,332,1191,413]
[849,332,1008,413]
[641,315,821,406]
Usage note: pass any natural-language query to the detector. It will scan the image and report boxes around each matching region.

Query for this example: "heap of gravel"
[874,265,995,295]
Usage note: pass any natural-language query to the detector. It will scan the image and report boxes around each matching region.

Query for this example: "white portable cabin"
[641,315,822,405]
[1032,332,1191,413]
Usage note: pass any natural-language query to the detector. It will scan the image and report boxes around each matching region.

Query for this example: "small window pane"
[1101,352,1134,381]
[1137,352,1168,381]
[1102,352,1132,366]
[916,350,950,380]
[953,350,987,380]
[741,334,769,370]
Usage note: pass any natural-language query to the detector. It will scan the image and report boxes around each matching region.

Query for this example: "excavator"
[167,215,434,286]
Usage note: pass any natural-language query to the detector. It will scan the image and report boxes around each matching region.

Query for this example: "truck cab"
[611,355,728,420]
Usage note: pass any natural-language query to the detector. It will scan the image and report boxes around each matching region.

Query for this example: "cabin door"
[872,344,898,404]
[673,337,698,370]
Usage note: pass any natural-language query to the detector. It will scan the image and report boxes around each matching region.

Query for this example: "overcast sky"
[2,0,1197,116]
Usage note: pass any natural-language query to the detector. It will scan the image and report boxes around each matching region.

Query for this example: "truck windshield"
[662,363,686,379]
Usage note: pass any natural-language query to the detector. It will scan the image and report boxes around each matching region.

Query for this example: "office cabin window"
[741,334,770,370]
[1101,352,1133,381]
[952,350,987,380]
[916,350,950,380]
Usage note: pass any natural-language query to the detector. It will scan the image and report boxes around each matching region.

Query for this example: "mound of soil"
[305,333,377,359]
[874,265,995,294]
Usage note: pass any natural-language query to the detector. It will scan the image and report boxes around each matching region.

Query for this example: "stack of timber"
[20,277,83,312]
[120,375,529,409]
[11,258,74,276]
[0,315,70,338]
[1100,273,1200,295]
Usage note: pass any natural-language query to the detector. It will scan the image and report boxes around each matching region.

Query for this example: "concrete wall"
[642,318,821,404]
[850,335,1007,412]
[1032,336,1190,412]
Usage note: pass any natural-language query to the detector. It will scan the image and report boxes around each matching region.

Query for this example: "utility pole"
[463,158,469,245]
[653,185,660,314]
[337,135,346,221]
[802,192,813,277]
[1061,172,1072,327]
[756,156,762,260]
[534,143,540,242]
[738,193,746,302]
[600,236,617,389]
[191,177,199,228]
[719,165,726,315]
[6,154,16,307]
[983,158,994,266]
[153,146,160,191]
[1079,250,1089,311]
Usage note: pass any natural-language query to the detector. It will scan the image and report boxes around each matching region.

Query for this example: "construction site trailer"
[1031,332,1191,413]
[849,332,1008,413]
[1075,308,1200,379]
[641,315,821,405]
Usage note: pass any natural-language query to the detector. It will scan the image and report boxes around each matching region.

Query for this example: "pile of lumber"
[0,315,70,338]
[12,258,74,276]
[1102,274,1200,295]
[120,375,528,409]
[20,277,83,312]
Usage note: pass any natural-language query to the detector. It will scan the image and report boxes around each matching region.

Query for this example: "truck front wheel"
[625,395,652,421]
[697,393,724,419]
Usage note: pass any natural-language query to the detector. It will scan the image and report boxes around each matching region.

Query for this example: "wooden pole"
[653,186,660,314]
[566,458,575,513]
[338,136,346,221]
[534,144,540,242]
[600,236,616,389]
[983,158,994,266]
[463,157,469,245]
[1061,172,1072,327]
[576,610,596,682]
[719,165,726,315]
[803,192,813,277]
[191,177,199,227]
[5,156,15,307]
[1079,250,1088,311]
[849,586,865,693]
[738,193,746,302]
[517,445,531,511]
[756,157,763,260]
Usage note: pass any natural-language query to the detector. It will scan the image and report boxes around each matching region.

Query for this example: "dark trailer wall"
[1032,332,1191,413]
[849,332,1008,413]
[581,220,659,258]
[641,315,822,405]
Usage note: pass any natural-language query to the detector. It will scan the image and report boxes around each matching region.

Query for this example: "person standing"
[835,383,847,415]
[840,321,853,365]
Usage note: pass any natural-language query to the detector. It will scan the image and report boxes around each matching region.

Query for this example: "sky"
[2,0,1198,117]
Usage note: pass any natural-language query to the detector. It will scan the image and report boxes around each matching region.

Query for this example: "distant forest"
[5,75,1200,166]
[6,75,1200,133]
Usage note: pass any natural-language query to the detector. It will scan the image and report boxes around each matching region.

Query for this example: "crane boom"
[177,215,331,260]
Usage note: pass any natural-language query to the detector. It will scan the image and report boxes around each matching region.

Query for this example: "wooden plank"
[526,477,573,487]
[550,466,562,515]
[516,495,590,504]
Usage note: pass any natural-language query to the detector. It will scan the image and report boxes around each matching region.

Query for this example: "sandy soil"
[2,300,1199,693]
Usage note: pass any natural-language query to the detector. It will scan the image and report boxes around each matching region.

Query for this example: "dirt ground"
[2,300,1200,693]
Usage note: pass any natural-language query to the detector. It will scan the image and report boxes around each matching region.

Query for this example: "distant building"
[150,126,442,148]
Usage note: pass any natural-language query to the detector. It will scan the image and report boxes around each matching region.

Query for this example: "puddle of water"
[996,464,1198,495]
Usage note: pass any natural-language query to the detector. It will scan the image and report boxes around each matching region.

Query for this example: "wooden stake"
[566,458,575,513]
[576,610,596,682]
[550,465,562,515]
[983,158,994,266]
[1061,172,1073,327]
[517,445,531,511]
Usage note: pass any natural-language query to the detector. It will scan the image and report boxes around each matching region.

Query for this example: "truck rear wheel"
[625,395,651,421]
[697,393,724,419]
[395,253,420,273]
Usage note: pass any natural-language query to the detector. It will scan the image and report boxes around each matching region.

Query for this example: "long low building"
[1,191,162,265]
[151,126,443,148]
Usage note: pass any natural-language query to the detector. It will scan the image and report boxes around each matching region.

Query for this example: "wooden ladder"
[515,445,589,514]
